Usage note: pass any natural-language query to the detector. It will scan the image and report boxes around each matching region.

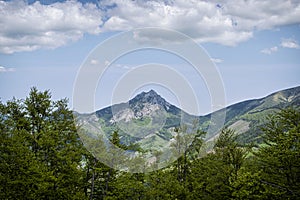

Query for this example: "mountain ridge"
[96,89,182,119]
[76,86,300,152]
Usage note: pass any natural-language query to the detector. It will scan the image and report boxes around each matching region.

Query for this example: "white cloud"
[1,0,300,53]
[90,59,99,65]
[0,66,15,72]
[0,0,103,54]
[260,46,278,55]
[101,0,254,46]
[101,0,300,46]
[280,38,300,49]
[211,58,223,64]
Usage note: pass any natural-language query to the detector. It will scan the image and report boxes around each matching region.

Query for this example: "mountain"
[96,89,182,124]
[76,86,300,153]
[76,89,197,154]
[215,86,300,144]
[94,89,196,150]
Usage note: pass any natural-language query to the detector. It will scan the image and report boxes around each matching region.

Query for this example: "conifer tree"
[256,107,300,198]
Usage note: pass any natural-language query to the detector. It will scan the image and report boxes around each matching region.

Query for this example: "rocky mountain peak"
[129,90,169,107]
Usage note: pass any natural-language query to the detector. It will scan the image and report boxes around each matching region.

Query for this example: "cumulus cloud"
[102,0,254,46]
[0,0,103,54]
[0,66,15,72]
[1,0,300,53]
[101,0,300,45]
[260,46,278,55]
[281,38,300,49]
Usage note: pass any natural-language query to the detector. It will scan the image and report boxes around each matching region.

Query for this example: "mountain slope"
[200,86,300,144]
[77,89,197,152]
[76,86,300,153]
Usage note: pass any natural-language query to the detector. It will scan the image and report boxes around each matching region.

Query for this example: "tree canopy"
[0,88,299,199]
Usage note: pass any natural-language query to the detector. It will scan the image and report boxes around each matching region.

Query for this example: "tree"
[106,172,146,200]
[80,130,130,199]
[0,99,43,199]
[231,167,267,200]
[145,169,185,199]
[171,122,204,184]
[214,128,248,181]
[255,107,300,198]
[0,88,86,199]
[188,127,249,199]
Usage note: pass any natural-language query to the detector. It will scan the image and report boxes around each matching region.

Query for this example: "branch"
[260,180,294,194]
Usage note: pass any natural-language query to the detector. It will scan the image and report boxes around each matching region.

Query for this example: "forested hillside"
[199,86,300,145]
[0,88,299,199]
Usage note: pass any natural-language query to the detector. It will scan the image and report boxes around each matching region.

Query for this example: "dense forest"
[0,88,299,199]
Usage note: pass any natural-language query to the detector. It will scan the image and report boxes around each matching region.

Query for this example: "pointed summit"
[147,89,158,95]
[129,89,168,106]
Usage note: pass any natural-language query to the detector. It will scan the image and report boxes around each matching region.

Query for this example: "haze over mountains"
[76,86,300,153]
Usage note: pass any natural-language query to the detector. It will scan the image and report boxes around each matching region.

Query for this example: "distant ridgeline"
[76,86,300,152]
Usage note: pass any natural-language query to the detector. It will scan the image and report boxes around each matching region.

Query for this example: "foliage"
[0,88,299,200]
[0,88,86,199]
[255,107,300,199]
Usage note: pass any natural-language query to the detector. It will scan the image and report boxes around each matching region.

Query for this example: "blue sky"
[0,0,300,115]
